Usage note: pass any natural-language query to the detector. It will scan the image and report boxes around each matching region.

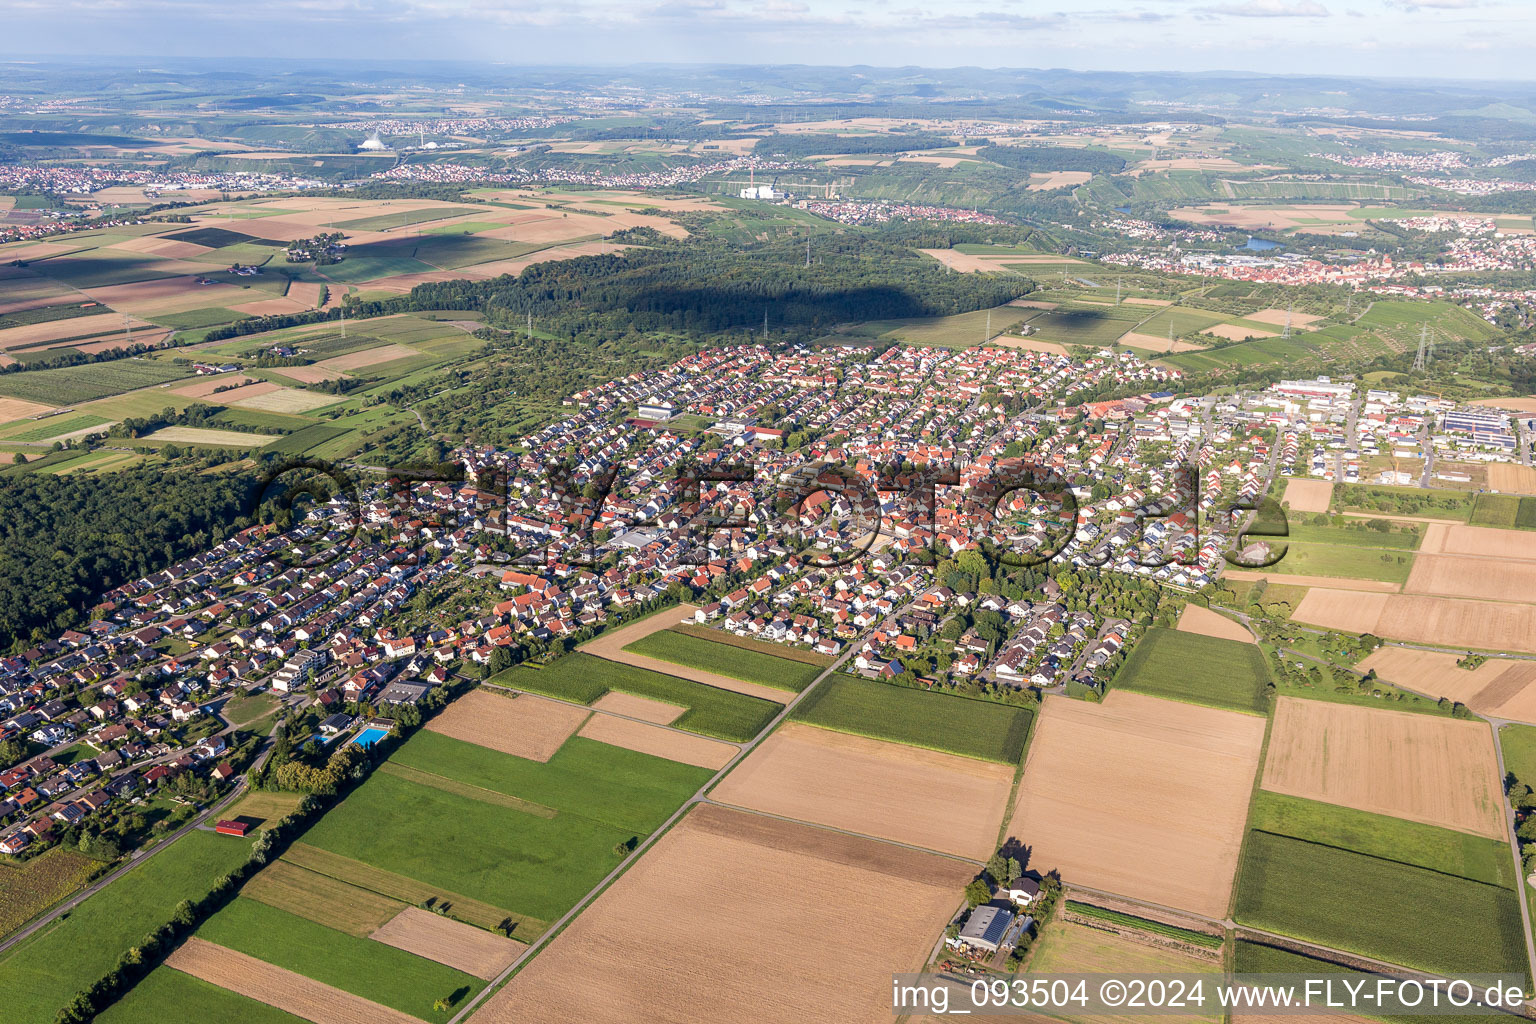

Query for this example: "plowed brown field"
[576,714,737,769]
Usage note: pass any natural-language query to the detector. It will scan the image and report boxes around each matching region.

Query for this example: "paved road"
[0,724,280,957]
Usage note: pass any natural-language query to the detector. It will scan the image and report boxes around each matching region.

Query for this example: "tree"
[964,878,992,908]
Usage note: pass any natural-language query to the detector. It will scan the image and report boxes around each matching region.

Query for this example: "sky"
[1,0,1533,81]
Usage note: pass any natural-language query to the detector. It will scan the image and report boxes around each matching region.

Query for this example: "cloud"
[1199,0,1329,15]
[1389,0,1482,7]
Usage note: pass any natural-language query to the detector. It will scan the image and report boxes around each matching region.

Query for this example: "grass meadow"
[789,675,1032,764]
[623,630,821,692]
[1113,628,1270,714]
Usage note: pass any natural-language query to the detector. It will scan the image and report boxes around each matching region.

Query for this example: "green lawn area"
[95,967,308,1024]
[298,769,631,924]
[1500,723,1536,783]
[623,630,821,692]
[492,653,780,742]
[1266,539,1415,582]
[1247,790,1513,888]
[193,898,483,1021]
[1113,628,1270,714]
[1234,831,1526,979]
[391,730,710,836]
[4,414,112,441]
[789,675,1031,764]
[0,831,254,1024]
[1283,522,1422,549]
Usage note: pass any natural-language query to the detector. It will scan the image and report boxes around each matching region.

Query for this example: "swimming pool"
[351,726,388,748]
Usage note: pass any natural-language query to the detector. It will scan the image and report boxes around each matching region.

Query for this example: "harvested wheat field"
[1176,604,1253,643]
[1008,691,1264,918]
[1262,697,1504,838]
[1028,171,1093,190]
[1291,589,1392,633]
[179,380,278,404]
[279,364,350,384]
[1356,647,1536,724]
[1405,552,1536,602]
[1223,570,1397,592]
[591,691,685,724]
[0,315,153,351]
[171,375,260,398]
[1248,308,1323,328]
[1420,522,1536,561]
[231,297,312,317]
[0,397,57,420]
[84,276,249,316]
[166,937,421,1024]
[145,426,275,448]
[918,248,1022,273]
[990,336,1071,356]
[1296,588,1536,654]
[426,689,587,762]
[1118,331,1206,353]
[1486,462,1536,494]
[1205,323,1278,341]
[229,387,337,414]
[581,605,790,703]
[1283,478,1334,513]
[316,343,421,371]
[1472,397,1536,414]
[578,714,737,769]
[108,235,212,259]
[287,281,326,307]
[471,804,971,1024]
[711,722,1012,859]
[369,907,521,980]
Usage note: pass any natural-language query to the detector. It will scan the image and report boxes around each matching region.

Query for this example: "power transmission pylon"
[1412,323,1430,372]
[1115,277,1122,305]
[124,315,132,345]
[985,309,992,342]
[1283,300,1293,339]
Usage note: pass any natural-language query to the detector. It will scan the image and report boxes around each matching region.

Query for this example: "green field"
[194,897,484,1021]
[494,652,780,742]
[872,303,1027,349]
[670,623,834,666]
[1113,628,1269,714]
[1247,790,1514,888]
[789,675,1031,764]
[1234,830,1525,978]
[333,207,480,232]
[299,768,632,925]
[391,729,711,836]
[4,414,111,440]
[1501,723,1536,782]
[623,630,821,692]
[96,967,308,1024]
[1232,942,1500,1024]
[0,303,113,329]
[0,831,255,1024]
[1267,539,1415,582]
[1283,522,1422,549]
[1471,493,1536,529]
[264,423,349,455]
[151,307,249,330]
[1021,307,1143,347]
[0,359,192,405]
[1333,483,1476,521]
[165,226,260,248]
[310,255,434,283]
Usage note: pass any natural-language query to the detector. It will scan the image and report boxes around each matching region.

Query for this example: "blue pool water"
[352,726,388,748]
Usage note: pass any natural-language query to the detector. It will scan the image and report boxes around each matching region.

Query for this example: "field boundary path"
[444,630,865,1024]
[0,723,280,956]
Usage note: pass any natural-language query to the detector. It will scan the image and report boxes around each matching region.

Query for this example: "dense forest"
[0,468,255,650]
[753,132,957,159]
[343,229,1032,337]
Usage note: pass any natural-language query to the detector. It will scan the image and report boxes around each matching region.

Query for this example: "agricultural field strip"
[376,761,558,817]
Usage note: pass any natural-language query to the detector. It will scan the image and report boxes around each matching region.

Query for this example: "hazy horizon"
[2,0,1533,83]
